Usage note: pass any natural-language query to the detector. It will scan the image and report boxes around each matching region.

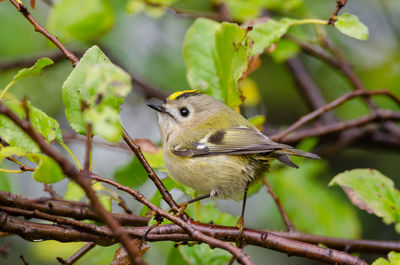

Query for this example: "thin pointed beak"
[147,104,166,113]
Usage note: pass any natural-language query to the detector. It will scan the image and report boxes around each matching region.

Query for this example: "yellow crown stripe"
[167,90,201,101]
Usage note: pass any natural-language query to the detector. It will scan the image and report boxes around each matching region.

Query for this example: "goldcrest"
[148,90,319,200]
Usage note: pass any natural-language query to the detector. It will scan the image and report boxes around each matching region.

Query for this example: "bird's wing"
[172,126,319,160]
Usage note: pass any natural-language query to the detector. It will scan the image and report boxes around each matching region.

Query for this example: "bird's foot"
[236,216,245,245]
[169,202,188,217]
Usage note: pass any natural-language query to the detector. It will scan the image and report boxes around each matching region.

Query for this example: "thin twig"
[9,0,79,66]
[0,50,84,71]
[5,156,35,171]
[19,255,29,265]
[0,191,149,226]
[144,1,230,22]
[3,211,399,257]
[121,129,185,219]
[84,124,92,172]
[43,184,62,200]
[272,89,400,142]
[328,0,348,25]
[281,110,400,143]
[0,102,147,265]
[0,206,107,236]
[117,195,133,215]
[90,174,255,265]
[286,56,337,124]
[63,133,131,152]
[262,179,294,232]
[57,242,95,265]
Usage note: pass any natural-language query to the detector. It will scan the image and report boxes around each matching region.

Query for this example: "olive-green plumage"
[148,91,319,200]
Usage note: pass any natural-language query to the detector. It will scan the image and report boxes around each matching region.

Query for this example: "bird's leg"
[236,181,250,245]
[176,193,211,217]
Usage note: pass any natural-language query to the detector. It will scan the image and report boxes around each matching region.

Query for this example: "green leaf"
[62,46,131,142]
[215,23,250,107]
[0,172,11,192]
[28,154,65,183]
[83,106,121,142]
[269,160,361,238]
[12,58,54,82]
[248,115,265,127]
[126,0,179,16]
[125,0,146,14]
[140,189,162,216]
[143,149,164,169]
[372,251,400,265]
[248,18,294,55]
[162,177,197,198]
[247,178,264,197]
[29,103,63,143]
[184,19,250,107]
[64,181,86,201]
[334,13,369,40]
[113,158,148,188]
[269,39,300,63]
[0,101,39,152]
[47,0,114,42]
[214,0,264,22]
[186,202,237,226]
[267,0,304,12]
[167,246,189,265]
[140,178,183,216]
[178,244,231,265]
[0,100,63,152]
[0,146,28,163]
[99,194,112,212]
[214,0,304,22]
[0,147,64,184]
[329,169,400,226]
[184,19,221,100]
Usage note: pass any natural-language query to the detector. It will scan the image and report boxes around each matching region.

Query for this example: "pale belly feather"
[164,150,266,199]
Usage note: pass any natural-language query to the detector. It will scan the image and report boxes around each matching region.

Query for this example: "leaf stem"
[57,140,82,170]
[291,19,328,26]
[89,136,93,171]
[0,80,16,101]
[0,168,24,174]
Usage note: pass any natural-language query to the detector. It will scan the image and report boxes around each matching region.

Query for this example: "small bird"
[148,90,319,221]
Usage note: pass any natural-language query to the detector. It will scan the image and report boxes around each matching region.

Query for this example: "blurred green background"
[0,0,399,264]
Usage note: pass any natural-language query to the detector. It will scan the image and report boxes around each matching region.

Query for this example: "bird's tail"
[273,147,320,168]
[276,148,321,160]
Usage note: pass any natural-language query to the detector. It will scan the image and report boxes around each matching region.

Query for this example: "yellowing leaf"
[239,78,260,106]
[329,169,400,227]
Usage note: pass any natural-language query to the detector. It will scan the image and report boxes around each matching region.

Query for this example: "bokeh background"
[0,0,399,264]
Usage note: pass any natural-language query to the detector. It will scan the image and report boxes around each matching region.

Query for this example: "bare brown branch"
[9,0,79,66]
[272,90,400,142]
[0,191,149,226]
[328,0,348,25]
[0,102,147,265]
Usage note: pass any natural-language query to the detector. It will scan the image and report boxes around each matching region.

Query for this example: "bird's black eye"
[179,107,189,117]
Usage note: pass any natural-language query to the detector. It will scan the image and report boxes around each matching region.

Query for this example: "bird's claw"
[236,216,245,245]
[169,202,188,217]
